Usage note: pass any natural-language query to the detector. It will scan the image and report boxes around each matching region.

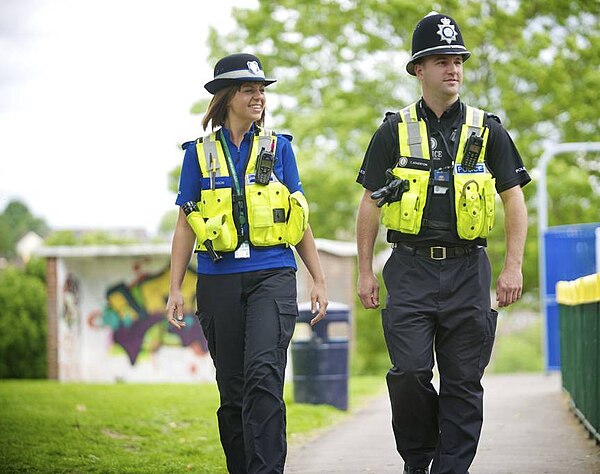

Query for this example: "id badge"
[433,169,450,195]
[234,242,251,259]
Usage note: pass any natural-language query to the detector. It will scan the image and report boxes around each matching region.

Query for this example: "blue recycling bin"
[291,302,350,410]
[544,222,599,370]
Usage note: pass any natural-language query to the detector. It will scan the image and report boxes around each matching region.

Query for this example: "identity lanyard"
[217,129,250,234]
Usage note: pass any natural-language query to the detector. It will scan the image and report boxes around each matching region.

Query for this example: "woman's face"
[227,82,266,125]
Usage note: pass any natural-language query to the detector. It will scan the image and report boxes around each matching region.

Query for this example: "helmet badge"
[437,17,458,44]
[247,61,260,75]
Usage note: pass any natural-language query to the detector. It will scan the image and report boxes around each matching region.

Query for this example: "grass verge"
[488,314,543,373]
[0,376,384,473]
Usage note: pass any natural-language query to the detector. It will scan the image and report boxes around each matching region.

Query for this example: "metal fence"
[556,273,600,443]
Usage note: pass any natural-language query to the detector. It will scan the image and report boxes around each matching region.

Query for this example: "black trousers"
[382,246,498,474]
[196,268,298,474]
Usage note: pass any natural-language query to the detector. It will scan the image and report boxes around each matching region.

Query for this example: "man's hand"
[356,189,381,310]
[496,267,523,308]
[358,272,380,309]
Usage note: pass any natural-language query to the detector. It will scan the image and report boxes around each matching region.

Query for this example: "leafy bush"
[0,266,47,378]
[44,230,140,246]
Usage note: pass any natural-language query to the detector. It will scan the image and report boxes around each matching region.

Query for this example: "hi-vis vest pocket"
[381,169,429,234]
[454,171,496,240]
[287,191,309,245]
[198,188,238,252]
[247,181,290,246]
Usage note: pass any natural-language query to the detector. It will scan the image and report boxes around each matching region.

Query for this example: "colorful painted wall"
[39,241,356,383]
[40,245,214,382]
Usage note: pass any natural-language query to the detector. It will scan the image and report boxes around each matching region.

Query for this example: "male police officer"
[356,12,530,474]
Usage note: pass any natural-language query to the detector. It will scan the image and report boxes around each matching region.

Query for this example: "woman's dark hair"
[202,83,266,131]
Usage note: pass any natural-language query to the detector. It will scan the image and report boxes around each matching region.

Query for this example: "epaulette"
[383,111,397,123]
[383,111,400,139]
[486,113,502,125]
[281,133,293,142]
[181,137,202,150]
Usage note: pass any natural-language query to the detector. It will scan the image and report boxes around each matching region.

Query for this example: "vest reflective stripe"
[398,103,430,159]
[192,128,308,252]
[195,132,239,252]
[381,102,496,239]
[381,103,430,234]
[202,139,221,178]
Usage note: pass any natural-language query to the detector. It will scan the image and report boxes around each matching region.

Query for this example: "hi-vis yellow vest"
[381,102,496,240]
[189,128,308,253]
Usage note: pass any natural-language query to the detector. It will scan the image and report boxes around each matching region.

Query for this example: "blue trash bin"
[291,301,350,410]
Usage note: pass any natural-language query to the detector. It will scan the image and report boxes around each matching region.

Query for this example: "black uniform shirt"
[357,97,531,246]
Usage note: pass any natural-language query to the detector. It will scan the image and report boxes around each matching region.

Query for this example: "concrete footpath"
[285,372,600,473]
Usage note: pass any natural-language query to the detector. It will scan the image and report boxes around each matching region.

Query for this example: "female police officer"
[356,12,530,474]
[166,53,328,474]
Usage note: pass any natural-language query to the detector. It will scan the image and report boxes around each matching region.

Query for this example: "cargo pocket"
[196,310,216,360]
[275,299,298,349]
[478,309,498,370]
[381,308,395,367]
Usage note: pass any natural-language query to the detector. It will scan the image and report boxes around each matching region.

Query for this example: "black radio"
[255,147,275,185]
[461,132,484,171]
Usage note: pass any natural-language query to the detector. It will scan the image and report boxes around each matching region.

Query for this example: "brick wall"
[46,257,58,379]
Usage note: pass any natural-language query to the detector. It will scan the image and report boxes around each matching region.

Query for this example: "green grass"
[488,316,543,373]
[0,376,384,473]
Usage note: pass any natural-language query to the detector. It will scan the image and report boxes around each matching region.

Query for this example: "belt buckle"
[430,246,446,260]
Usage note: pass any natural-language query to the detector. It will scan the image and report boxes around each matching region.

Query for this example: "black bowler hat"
[204,53,277,94]
[406,11,471,76]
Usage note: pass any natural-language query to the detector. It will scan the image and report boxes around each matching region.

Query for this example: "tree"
[201,0,600,295]
[0,265,47,378]
[0,200,49,259]
[158,210,178,237]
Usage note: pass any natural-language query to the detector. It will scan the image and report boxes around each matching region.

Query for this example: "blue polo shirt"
[176,125,303,275]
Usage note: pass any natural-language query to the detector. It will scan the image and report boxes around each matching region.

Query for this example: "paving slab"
[285,372,600,473]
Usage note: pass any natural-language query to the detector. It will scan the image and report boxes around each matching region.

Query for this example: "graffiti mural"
[96,266,207,365]
[60,272,83,379]
[62,273,81,328]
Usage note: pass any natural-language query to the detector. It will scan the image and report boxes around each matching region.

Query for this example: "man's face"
[414,54,463,98]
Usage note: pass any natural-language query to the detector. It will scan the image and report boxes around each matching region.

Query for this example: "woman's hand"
[165,290,186,329]
[309,281,328,326]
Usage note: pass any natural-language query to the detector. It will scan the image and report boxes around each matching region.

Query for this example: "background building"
[37,240,356,383]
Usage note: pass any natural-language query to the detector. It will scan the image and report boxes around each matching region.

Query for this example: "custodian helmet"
[406,11,471,76]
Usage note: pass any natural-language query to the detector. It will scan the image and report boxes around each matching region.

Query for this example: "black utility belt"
[392,243,482,260]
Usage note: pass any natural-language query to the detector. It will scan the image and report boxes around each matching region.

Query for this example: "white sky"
[0,0,253,236]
